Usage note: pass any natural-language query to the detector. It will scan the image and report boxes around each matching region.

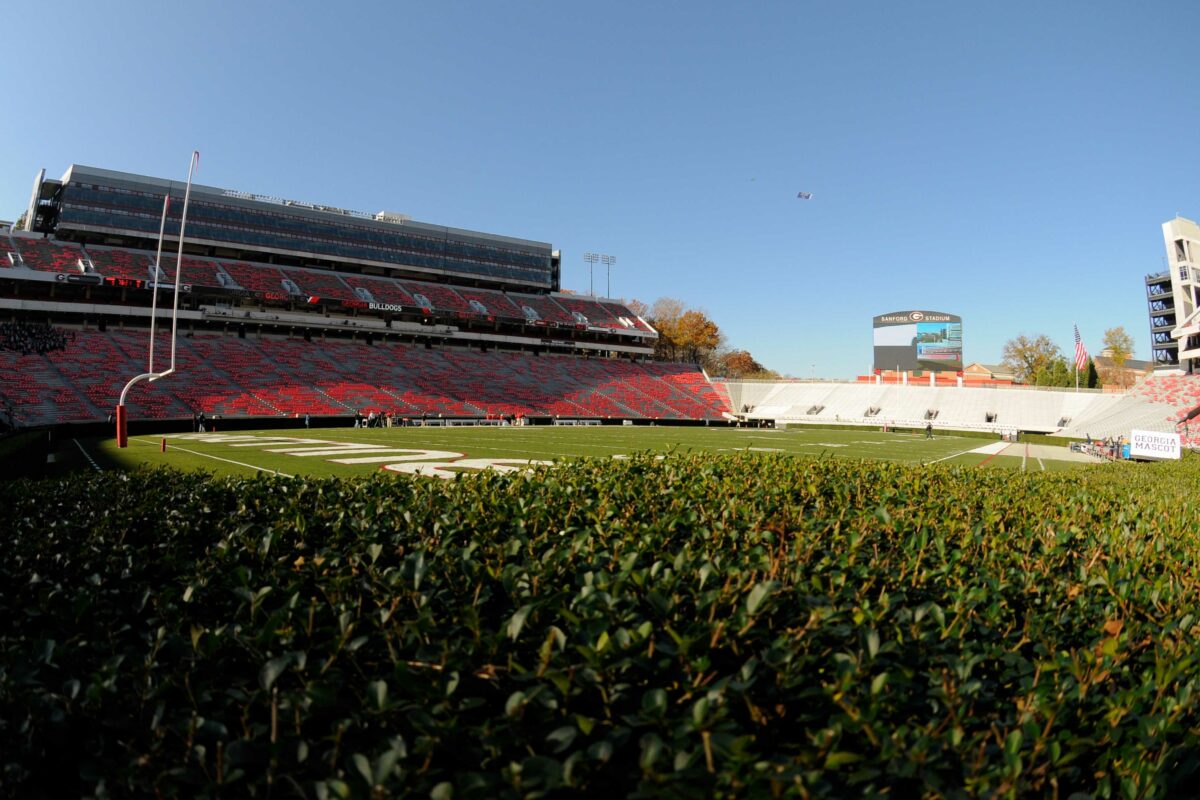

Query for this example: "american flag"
[1073,324,1089,371]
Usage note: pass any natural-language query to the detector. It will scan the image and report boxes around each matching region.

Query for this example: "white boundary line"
[926,446,987,465]
[73,439,103,472]
[133,438,293,477]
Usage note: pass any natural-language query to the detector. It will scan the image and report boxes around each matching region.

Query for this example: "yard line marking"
[1037,457,1046,471]
[134,438,293,477]
[976,444,1011,468]
[73,439,103,472]
[927,444,996,465]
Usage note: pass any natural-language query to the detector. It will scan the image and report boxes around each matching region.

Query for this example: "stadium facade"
[1150,216,1200,373]
[0,161,738,429]
[28,165,559,291]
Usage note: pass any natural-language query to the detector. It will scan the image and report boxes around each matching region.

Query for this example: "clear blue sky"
[4,1,1197,377]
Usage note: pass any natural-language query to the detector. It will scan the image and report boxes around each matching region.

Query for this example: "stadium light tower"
[583,252,599,296]
[601,254,616,298]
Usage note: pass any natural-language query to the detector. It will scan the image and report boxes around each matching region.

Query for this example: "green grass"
[79,424,1097,479]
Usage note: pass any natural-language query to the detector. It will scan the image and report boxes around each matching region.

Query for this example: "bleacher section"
[284,268,359,304]
[0,234,19,267]
[515,294,576,325]
[1,236,657,353]
[396,280,473,314]
[721,378,1183,440]
[341,275,413,306]
[155,254,227,288]
[455,287,526,319]
[88,246,153,282]
[552,296,648,332]
[601,301,654,333]
[220,261,290,300]
[0,330,726,425]
[13,239,86,273]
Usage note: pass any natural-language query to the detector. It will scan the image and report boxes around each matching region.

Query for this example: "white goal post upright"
[116,150,199,448]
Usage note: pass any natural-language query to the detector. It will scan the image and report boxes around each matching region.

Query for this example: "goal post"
[115,150,199,447]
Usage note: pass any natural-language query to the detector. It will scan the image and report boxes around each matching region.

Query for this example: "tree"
[1102,326,1135,388]
[1085,358,1099,389]
[715,350,764,378]
[646,297,685,361]
[625,298,649,320]
[640,296,756,370]
[13,211,26,231]
[674,309,722,364]
[1034,355,1072,387]
[1001,334,1061,385]
[709,349,779,379]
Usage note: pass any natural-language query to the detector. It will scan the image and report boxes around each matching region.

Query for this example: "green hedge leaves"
[2,454,1200,797]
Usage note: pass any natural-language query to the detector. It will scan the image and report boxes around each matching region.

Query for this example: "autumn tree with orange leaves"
[627,296,775,376]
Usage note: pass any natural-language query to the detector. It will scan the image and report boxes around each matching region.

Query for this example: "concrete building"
[1151,216,1200,373]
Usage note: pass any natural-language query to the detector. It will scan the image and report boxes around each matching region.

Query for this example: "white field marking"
[748,447,785,452]
[1022,445,1028,471]
[926,442,1006,465]
[266,444,404,456]
[73,439,103,472]
[970,441,1011,455]
[777,442,851,449]
[383,458,553,479]
[1037,457,1046,471]
[134,438,293,477]
[231,437,331,447]
[331,449,464,465]
[168,433,271,443]
[342,435,607,462]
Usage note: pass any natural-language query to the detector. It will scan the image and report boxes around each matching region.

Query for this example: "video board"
[872,310,962,372]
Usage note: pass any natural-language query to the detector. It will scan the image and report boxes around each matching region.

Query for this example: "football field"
[84,424,1097,478]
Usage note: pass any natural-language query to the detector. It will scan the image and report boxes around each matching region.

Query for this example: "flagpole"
[1073,322,1080,392]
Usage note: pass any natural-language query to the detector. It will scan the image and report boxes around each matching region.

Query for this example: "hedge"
[2,453,1199,798]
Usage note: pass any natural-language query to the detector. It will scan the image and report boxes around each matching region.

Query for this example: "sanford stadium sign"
[875,311,957,325]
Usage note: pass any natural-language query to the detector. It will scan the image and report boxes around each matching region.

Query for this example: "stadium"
[5,157,1200,798]
[0,161,1197,476]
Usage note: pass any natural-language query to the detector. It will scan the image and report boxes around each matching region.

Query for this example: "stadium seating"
[396,280,473,315]
[553,296,611,327]
[220,261,291,300]
[454,287,526,319]
[340,275,414,306]
[12,238,86,273]
[88,246,154,282]
[0,234,16,266]
[0,328,726,425]
[601,301,655,332]
[155,254,227,289]
[0,350,95,424]
[511,294,576,325]
[282,267,360,304]
[723,377,1189,440]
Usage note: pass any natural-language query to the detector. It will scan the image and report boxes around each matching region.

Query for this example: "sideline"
[134,438,293,477]
[72,439,103,473]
